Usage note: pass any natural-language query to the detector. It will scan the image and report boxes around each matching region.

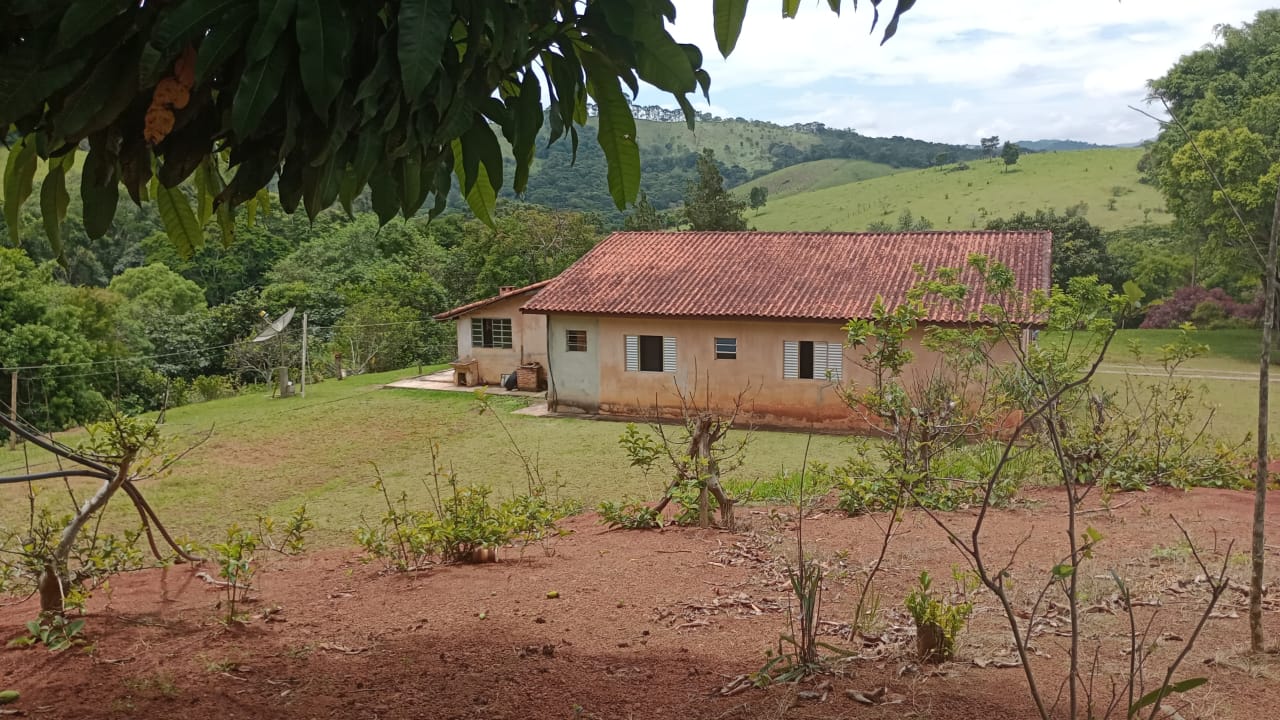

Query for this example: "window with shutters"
[714,337,737,360]
[783,340,843,380]
[626,335,675,372]
[471,318,512,349]
[565,329,588,352]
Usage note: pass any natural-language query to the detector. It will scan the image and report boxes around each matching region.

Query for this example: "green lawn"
[752,148,1166,232]
[0,368,855,546]
[732,158,900,201]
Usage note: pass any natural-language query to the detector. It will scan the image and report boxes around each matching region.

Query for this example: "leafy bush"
[597,498,663,529]
[191,374,235,402]
[836,443,1032,516]
[1140,285,1261,329]
[905,570,974,663]
[356,467,574,570]
[0,507,146,613]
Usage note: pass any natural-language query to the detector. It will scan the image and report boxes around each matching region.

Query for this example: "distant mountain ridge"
[1015,139,1111,152]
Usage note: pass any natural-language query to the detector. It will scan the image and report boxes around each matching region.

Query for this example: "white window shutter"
[662,336,677,373]
[813,341,828,379]
[625,335,639,372]
[470,318,483,346]
[825,342,843,381]
[783,341,798,379]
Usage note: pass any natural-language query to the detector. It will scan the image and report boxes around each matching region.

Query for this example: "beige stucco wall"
[545,314,1021,432]
[454,293,547,385]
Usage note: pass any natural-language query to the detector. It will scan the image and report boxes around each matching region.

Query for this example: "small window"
[638,335,664,371]
[783,340,843,380]
[566,330,588,352]
[798,340,815,379]
[471,318,512,349]
[714,337,737,360]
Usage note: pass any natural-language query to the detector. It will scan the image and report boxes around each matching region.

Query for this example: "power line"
[0,342,242,373]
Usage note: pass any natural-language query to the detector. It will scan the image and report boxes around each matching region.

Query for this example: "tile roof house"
[433,280,551,389]
[517,230,1052,431]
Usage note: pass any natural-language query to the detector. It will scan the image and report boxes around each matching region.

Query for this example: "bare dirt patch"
[3,487,1280,719]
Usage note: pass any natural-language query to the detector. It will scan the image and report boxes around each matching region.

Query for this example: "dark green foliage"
[748,185,768,211]
[596,499,663,529]
[985,209,1114,289]
[1146,9,1280,280]
[1000,141,1020,171]
[623,190,665,231]
[683,149,747,231]
[1,0,915,256]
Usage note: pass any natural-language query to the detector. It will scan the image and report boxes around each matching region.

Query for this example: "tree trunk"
[1251,181,1280,654]
[38,459,131,615]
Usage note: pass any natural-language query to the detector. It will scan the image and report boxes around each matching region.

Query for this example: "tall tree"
[1146,9,1280,653]
[980,136,1001,159]
[1000,141,1021,172]
[0,0,916,258]
[748,186,769,213]
[624,190,664,231]
[682,149,747,232]
[986,209,1113,289]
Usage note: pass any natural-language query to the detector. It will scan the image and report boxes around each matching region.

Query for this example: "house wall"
[455,293,547,385]
[544,314,1021,432]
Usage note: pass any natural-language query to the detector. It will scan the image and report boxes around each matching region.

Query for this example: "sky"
[649,1,1276,146]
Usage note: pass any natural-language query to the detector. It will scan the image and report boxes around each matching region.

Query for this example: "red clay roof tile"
[520,231,1051,323]
[433,280,552,321]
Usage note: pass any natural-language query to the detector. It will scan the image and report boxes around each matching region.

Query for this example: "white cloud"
[661,1,1274,144]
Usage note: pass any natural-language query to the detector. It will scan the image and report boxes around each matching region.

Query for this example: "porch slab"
[383,369,546,398]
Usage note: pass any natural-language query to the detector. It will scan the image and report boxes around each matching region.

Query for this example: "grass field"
[0,368,854,546]
[632,117,826,174]
[731,158,900,201]
[1044,328,1277,441]
[1,328,1270,547]
[750,148,1167,232]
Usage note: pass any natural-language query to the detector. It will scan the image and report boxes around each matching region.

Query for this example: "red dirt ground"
[3,487,1280,720]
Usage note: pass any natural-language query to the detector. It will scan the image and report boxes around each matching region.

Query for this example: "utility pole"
[8,371,16,451]
[335,352,343,381]
[300,312,308,398]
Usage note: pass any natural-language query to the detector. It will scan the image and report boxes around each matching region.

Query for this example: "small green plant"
[904,570,974,663]
[596,498,663,529]
[257,505,314,555]
[211,526,259,623]
[14,614,86,652]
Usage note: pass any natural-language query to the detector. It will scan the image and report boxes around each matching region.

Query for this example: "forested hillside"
[500,108,982,221]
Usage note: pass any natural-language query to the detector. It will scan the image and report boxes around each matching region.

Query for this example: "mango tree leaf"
[369,165,400,225]
[40,162,71,261]
[712,0,749,58]
[82,148,120,239]
[58,0,128,50]
[232,40,291,138]
[0,47,84,130]
[783,0,801,19]
[458,121,503,195]
[3,138,37,245]
[398,0,452,98]
[196,13,254,82]
[296,0,350,116]
[879,0,916,44]
[452,139,495,225]
[582,54,640,210]
[155,185,204,258]
[248,0,297,63]
[1128,678,1207,718]
[151,0,243,50]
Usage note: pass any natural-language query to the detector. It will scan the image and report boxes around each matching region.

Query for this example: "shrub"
[1140,285,1261,329]
[836,443,1032,516]
[191,374,235,402]
[905,570,974,663]
[597,498,663,529]
[357,467,573,570]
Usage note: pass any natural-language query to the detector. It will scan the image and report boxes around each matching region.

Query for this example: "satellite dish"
[252,307,296,342]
